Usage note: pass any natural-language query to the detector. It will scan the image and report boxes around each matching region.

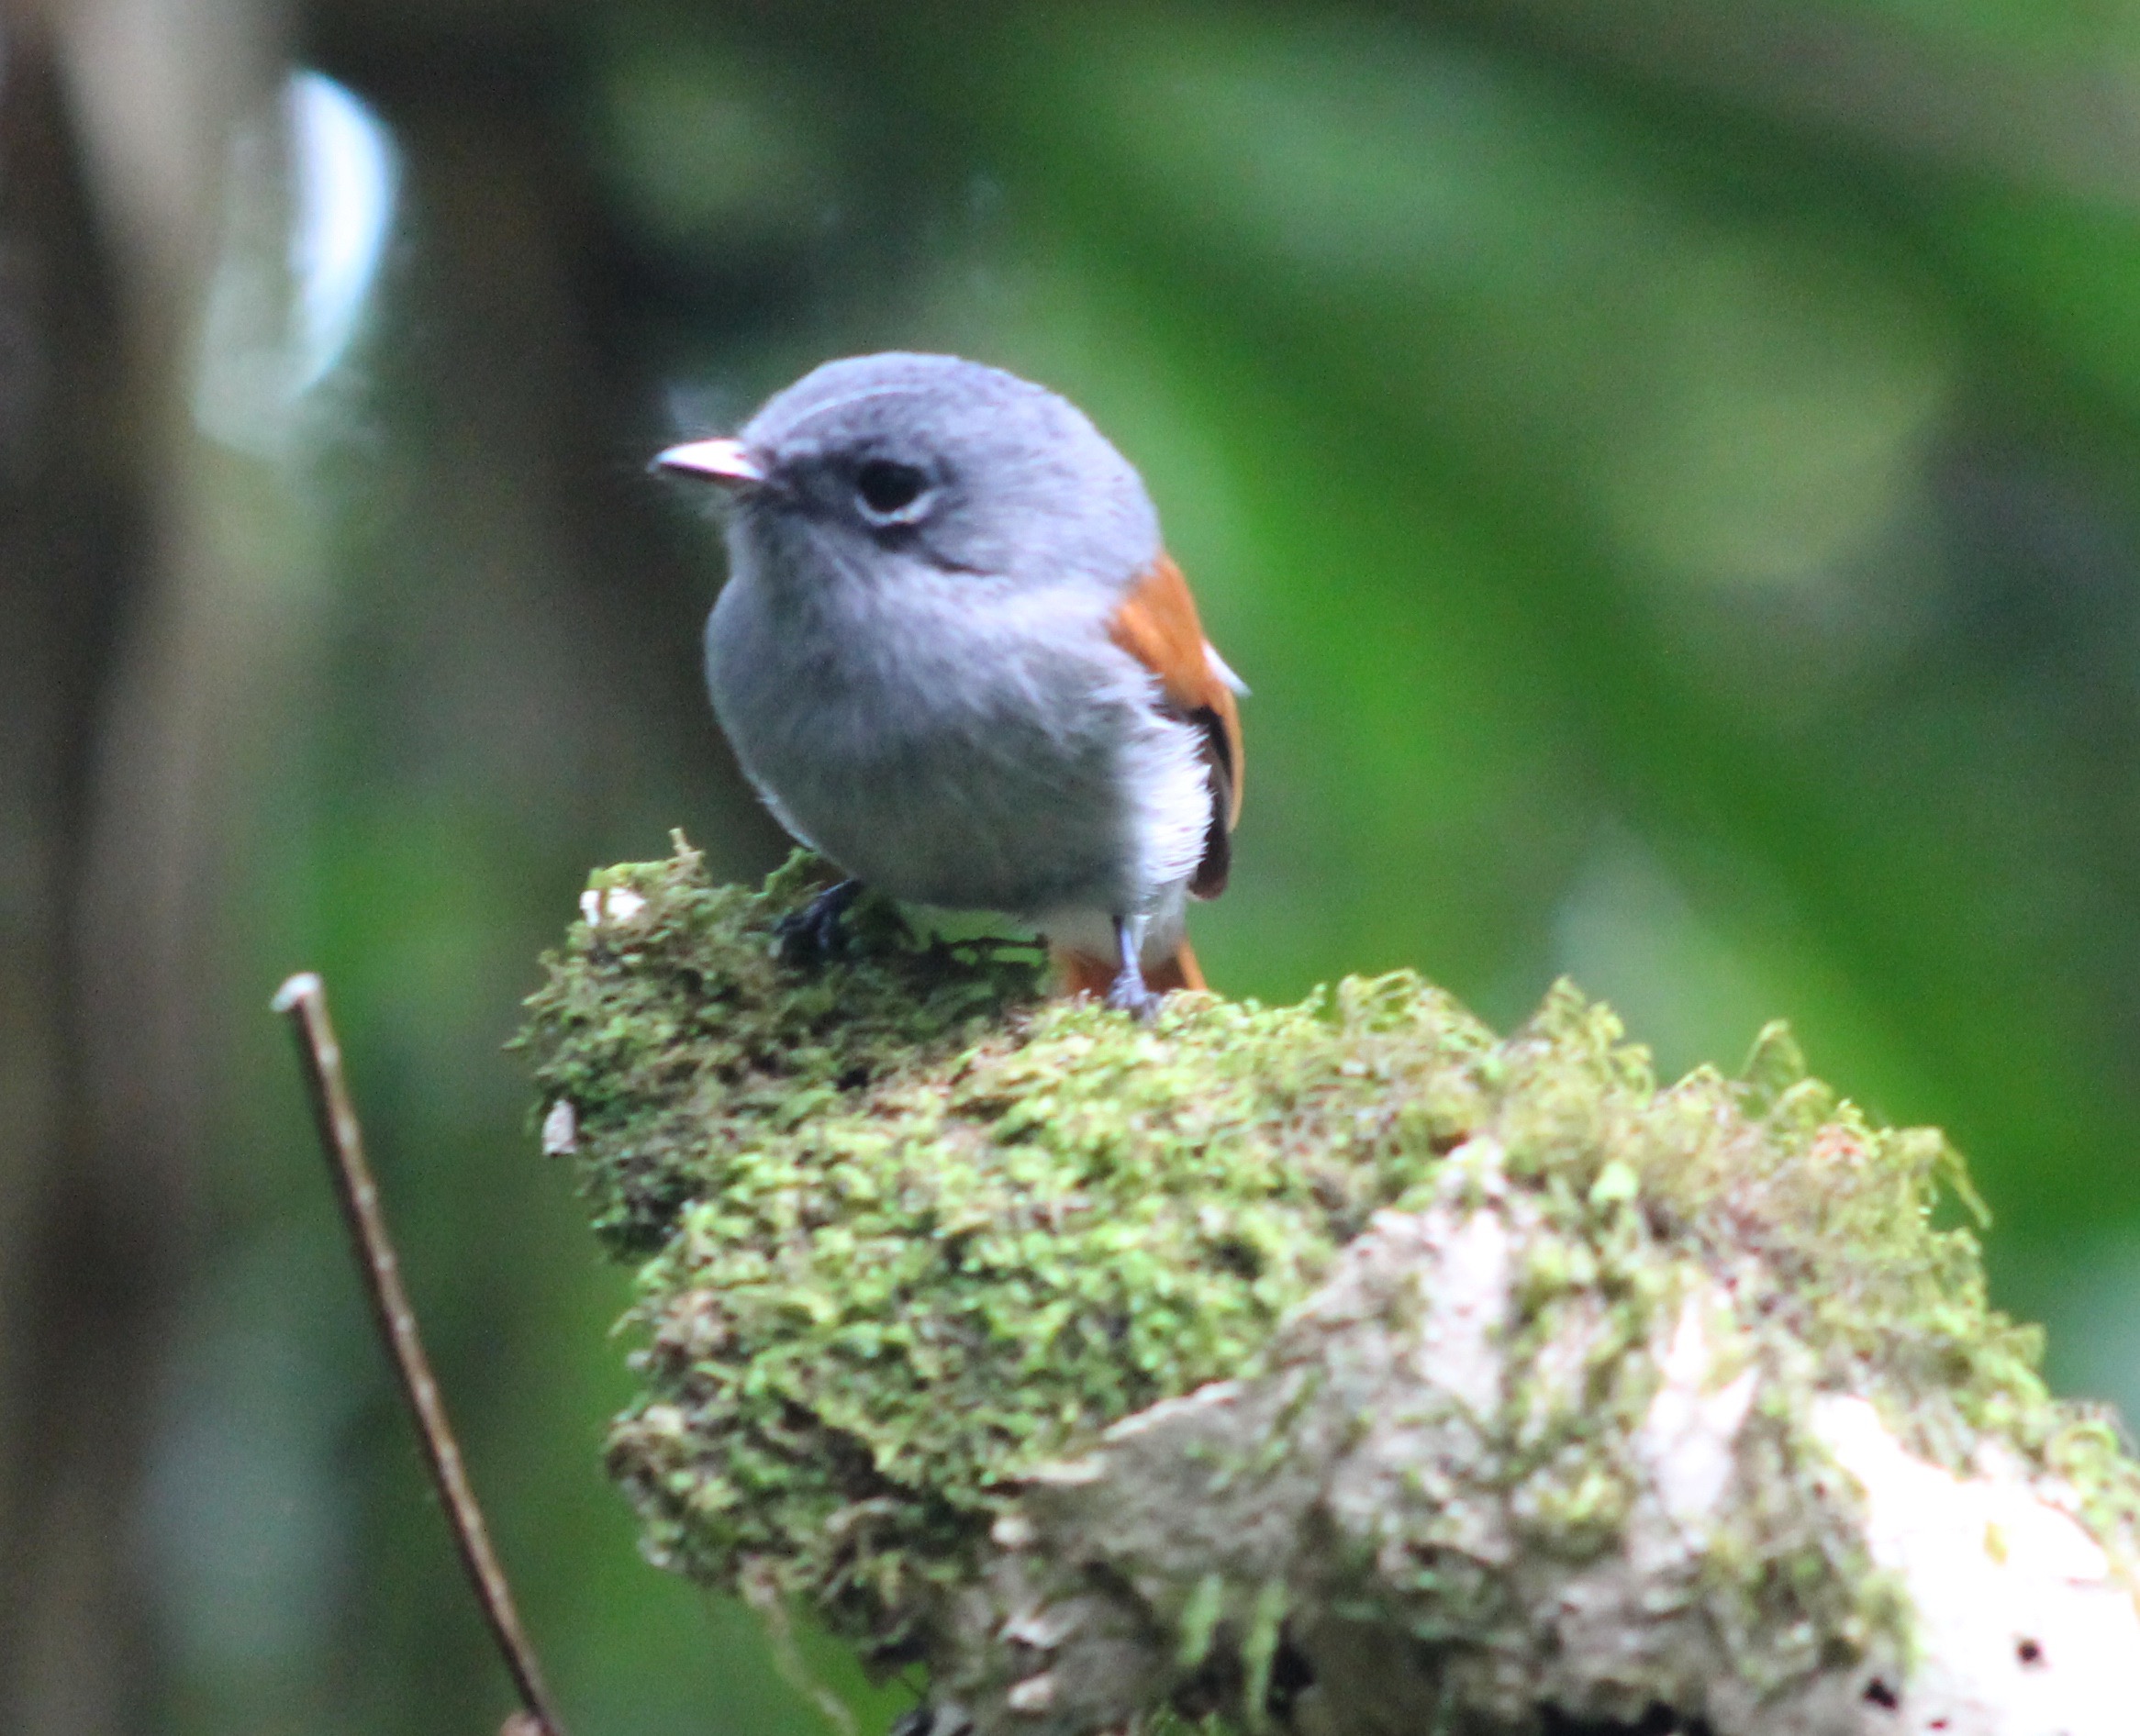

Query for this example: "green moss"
[519,840,2140,1690]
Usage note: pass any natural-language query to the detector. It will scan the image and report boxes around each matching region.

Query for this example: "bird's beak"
[653,437,766,489]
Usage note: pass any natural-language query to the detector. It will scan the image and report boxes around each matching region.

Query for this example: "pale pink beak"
[653,437,766,488]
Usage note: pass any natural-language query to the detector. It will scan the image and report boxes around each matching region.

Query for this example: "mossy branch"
[522,841,2140,1736]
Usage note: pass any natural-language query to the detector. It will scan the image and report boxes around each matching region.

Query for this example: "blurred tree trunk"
[0,2,284,1727]
[0,23,161,1731]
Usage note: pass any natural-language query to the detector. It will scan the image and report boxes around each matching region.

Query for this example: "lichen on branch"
[521,840,2140,1736]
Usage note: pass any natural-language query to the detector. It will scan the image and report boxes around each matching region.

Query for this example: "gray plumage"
[697,352,1212,968]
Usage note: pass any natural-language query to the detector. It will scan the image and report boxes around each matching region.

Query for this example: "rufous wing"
[1107,552,1244,899]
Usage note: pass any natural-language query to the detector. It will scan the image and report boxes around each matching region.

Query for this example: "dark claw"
[776,877,864,964]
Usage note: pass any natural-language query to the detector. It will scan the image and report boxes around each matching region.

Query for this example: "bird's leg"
[776,877,864,963]
[1104,915,1162,1022]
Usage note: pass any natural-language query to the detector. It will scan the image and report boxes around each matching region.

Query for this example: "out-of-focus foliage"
[18,2,2140,1733]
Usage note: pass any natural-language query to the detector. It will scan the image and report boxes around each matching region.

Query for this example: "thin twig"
[273,971,567,1736]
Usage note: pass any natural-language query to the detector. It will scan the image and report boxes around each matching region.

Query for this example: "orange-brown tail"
[1051,939,1206,999]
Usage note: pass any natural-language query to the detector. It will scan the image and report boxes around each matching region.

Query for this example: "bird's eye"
[853,460,930,521]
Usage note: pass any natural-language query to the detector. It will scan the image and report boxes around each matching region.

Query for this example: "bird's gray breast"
[705,555,1153,917]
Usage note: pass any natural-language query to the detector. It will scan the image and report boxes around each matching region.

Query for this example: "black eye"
[854,460,930,521]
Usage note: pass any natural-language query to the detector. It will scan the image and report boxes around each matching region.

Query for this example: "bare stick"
[273,971,567,1736]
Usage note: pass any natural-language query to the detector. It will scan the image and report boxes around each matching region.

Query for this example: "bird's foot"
[776,878,864,965]
[1104,962,1163,1024]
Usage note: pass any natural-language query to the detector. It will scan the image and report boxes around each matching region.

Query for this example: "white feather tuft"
[1204,641,1249,696]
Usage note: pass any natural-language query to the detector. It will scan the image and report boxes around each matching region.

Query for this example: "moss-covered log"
[521,841,2140,1736]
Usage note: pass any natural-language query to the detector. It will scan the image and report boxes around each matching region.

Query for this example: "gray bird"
[656,351,1244,1016]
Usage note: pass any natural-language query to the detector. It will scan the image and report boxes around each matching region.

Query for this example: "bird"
[654,351,1243,1018]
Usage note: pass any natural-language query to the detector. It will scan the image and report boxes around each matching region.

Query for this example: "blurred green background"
[10,1,2140,1730]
